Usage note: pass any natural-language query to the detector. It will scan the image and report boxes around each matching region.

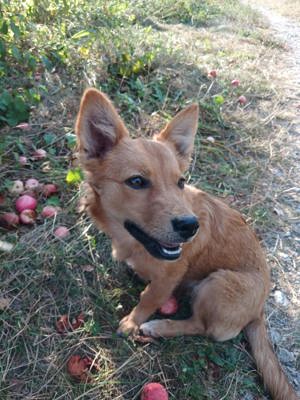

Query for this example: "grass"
[253,0,300,21]
[0,0,299,399]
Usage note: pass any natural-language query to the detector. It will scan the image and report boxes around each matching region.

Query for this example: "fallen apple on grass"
[25,178,40,191]
[0,212,20,227]
[32,149,47,160]
[15,195,37,213]
[141,383,169,400]
[19,156,28,165]
[9,180,24,195]
[231,79,240,87]
[208,69,217,78]
[54,226,70,238]
[41,206,59,218]
[158,296,179,316]
[42,183,58,197]
[19,209,36,224]
[238,95,247,105]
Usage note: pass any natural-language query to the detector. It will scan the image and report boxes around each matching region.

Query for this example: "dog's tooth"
[162,247,181,256]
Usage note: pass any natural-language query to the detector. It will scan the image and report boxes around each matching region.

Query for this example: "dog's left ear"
[156,104,199,170]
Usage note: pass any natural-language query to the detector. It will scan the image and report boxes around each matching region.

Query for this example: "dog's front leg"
[117,276,180,336]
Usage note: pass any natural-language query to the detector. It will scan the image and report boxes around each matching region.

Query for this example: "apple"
[141,383,169,400]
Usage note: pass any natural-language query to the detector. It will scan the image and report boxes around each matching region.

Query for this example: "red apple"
[20,209,36,224]
[238,95,247,105]
[208,70,217,78]
[42,184,58,197]
[15,195,37,212]
[25,178,40,191]
[231,79,240,87]
[19,156,28,165]
[54,226,70,238]
[141,383,169,400]
[158,296,179,316]
[41,206,59,218]
[33,149,47,160]
[1,212,19,226]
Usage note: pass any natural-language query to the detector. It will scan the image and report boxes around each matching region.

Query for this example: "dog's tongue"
[159,241,180,249]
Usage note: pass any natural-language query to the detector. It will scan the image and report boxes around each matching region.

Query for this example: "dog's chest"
[125,255,152,281]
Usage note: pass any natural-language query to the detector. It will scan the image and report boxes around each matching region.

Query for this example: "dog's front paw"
[117,315,140,337]
[140,320,164,338]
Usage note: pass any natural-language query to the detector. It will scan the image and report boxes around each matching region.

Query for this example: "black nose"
[171,215,199,240]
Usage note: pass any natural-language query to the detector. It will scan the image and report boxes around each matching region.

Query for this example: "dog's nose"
[171,215,199,240]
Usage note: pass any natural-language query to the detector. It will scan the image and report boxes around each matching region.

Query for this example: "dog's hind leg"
[141,268,268,341]
[140,317,204,337]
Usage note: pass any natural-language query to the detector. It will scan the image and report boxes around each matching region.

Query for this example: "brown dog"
[75,88,298,400]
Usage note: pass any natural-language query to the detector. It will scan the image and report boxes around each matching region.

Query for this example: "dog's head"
[76,88,199,261]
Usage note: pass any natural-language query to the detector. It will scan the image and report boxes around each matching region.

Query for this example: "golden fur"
[76,88,298,400]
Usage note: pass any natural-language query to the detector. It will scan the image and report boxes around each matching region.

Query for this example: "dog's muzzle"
[171,215,199,240]
[124,220,185,261]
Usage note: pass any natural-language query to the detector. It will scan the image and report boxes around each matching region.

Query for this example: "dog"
[75,88,298,400]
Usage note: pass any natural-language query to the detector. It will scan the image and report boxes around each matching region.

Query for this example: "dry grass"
[0,1,299,399]
[254,0,300,21]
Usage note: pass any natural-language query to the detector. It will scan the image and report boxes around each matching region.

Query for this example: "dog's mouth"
[124,220,182,261]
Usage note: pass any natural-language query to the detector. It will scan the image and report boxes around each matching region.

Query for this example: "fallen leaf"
[56,315,72,333]
[71,312,85,330]
[16,123,31,131]
[82,264,94,272]
[67,355,99,382]
[207,360,221,380]
[56,312,84,333]
[0,297,10,310]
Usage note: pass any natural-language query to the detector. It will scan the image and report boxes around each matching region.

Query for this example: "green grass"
[0,0,298,399]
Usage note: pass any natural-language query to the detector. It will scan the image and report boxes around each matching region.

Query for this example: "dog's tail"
[245,318,298,400]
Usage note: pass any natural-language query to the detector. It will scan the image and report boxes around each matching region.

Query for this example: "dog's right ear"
[75,88,129,159]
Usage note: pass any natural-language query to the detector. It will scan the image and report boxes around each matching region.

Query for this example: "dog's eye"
[125,175,150,190]
[178,177,185,189]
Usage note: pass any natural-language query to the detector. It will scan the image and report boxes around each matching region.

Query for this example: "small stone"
[279,348,295,364]
[270,329,281,344]
[273,290,289,306]
[207,136,215,143]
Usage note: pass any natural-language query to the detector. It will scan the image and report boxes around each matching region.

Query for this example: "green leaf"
[14,95,27,113]
[71,30,91,40]
[213,95,225,106]
[41,55,53,71]
[132,59,143,74]
[46,195,60,207]
[0,21,8,35]
[26,54,37,70]
[66,133,77,148]
[0,40,6,59]
[44,132,56,145]
[0,90,12,108]
[66,168,83,185]
[11,45,21,61]
[10,21,21,38]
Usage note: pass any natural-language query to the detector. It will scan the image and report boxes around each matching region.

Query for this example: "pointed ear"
[75,88,129,159]
[155,104,199,170]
